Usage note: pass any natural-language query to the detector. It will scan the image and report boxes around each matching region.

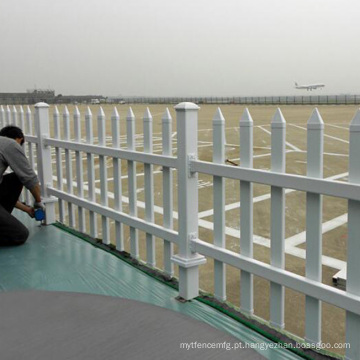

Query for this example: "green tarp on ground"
[0,210,302,360]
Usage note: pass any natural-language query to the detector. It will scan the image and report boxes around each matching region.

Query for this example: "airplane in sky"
[294,81,325,91]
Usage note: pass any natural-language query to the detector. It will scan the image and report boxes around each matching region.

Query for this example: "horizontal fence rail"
[191,161,360,200]
[47,187,179,245]
[192,238,360,315]
[44,139,177,168]
[4,102,360,359]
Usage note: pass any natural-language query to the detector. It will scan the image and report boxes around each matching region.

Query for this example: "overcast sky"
[0,0,359,96]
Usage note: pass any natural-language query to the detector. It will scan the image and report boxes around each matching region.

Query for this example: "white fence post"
[162,108,174,277]
[34,102,56,224]
[239,108,254,315]
[345,109,360,360]
[213,108,226,301]
[270,108,286,329]
[305,108,324,345]
[172,102,206,300]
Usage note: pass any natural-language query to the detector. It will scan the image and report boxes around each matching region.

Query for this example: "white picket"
[213,107,226,301]
[74,106,85,232]
[19,105,25,131]
[54,106,65,223]
[270,108,286,329]
[19,106,26,203]
[25,106,33,206]
[239,108,254,315]
[127,107,139,258]
[144,108,155,267]
[0,105,4,128]
[85,107,97,238]
[5,105,10,126]
[12,105,17,126]
[305,108,324,344]
[346,109,360,360]
[97,107,110,245]
[111,107,124,251]
[63,106,75,227]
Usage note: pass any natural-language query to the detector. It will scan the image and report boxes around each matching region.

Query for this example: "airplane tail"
[294,81,298,87]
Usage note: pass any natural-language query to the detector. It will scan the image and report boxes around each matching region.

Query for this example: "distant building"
[0,89,55,105]
[0,90,107,105]
[54,94,106,104]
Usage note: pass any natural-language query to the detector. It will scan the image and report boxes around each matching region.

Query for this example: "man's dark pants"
[0,173,29,246]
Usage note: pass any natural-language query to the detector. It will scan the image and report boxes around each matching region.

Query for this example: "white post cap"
[174,102,200,111]
[34,102,49,108]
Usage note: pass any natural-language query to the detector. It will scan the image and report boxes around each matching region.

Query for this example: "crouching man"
[0,125,45,246]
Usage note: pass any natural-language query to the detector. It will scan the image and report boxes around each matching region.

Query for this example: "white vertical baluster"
[239,108,254,315]
[305,108,324,345]
[172,102,206,300]
[12,106,17,125]
[27,106,35,168]
[144,108,155,266]
[111,107,124,251]
[19,106,26,203]
[270,108,286,329]
[5,105,10,126]
[162,108,174,277]
[346,109,360,360]
[25,106,33,206]
[98,107,110,244]
[0,105,4,128]
[74,106,85,232]
[54,106,65,223]
[85,107,97,238]
[213,107,226,301]
[19,105,25,132]
[25,106,32,135]
[127,107,139,258]
[63,106,75,227]
[34,107,40,178]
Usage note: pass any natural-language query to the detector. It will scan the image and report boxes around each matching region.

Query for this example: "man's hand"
[15,201,35,218]
[25,206,35,218]
[34,201,46,211]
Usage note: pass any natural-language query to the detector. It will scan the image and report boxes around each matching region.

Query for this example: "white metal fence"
[126,94,360,105]
[1,102,360,359]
